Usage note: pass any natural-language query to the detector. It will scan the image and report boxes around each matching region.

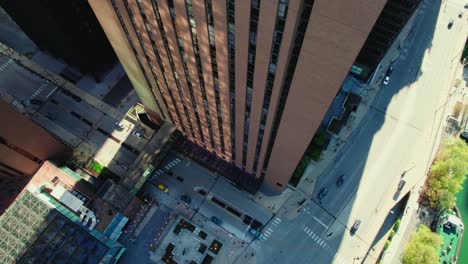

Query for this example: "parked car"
[383,76,390,86]
[336,175,346,187]
[211,216,223,226]
[351,219,361,235]
[397,179,406,191]
[132,131,143,138]
[386,66,393,77]
[448,19,454,29]
[157,184,169,193]
[465,3,468,9]
[459,11,463,18]
[459,131,468,143]
[180,194,192,204]
[114,122,125,130]
[318,188,328,200]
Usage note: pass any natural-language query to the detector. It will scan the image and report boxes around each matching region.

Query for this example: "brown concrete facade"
[89,0,387,193]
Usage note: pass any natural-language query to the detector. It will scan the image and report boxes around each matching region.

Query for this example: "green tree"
[425,138,468,210]
[402,225,442,264]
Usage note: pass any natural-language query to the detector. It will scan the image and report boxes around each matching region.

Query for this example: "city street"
[250,0,468,263]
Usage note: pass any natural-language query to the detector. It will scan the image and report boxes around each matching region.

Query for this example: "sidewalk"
[297,1,421,196]
[379,63,467,264]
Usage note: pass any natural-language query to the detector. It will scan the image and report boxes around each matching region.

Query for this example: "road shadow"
[258,0,451,263]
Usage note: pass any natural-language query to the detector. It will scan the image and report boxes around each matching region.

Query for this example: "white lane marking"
[264,230,272,235]
[274,217,282,223]
[311,233,316,239]
[314,236,319,242]
[304,227,309,232]
[313,216,329,229]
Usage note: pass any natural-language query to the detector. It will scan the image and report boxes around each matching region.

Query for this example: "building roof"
[0,188,125,264]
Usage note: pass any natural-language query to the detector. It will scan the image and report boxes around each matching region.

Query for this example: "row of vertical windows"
[110,0,167,121]
[152,0,196,139]
[164,0,206,143]
[205,0,226,154]
[183,0,216,149]
[128,0,179,124]
[252,0,289,173]
[227,0,236,161]
[261,0,315,175]
[242,0,261,167]
[136,1,187,128]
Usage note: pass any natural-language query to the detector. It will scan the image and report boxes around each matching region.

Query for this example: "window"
[242,0,261,166]
[252,0,289,173]
[205,0,225,153]
[262,0,315,175]
[227,0,236,160]
[183,0,215,147]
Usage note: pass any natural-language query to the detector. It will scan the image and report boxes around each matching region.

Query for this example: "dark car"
[386,66,393,77]
[211,216,223,226]
[336,175,345,187]
[180,194,192,204]
[460,131,468,143]
[397,179,406,191]
[465,3,468,9]
[142,193,153,204]
[448,19,454,29]
[318,188,328,200]
[29,99,43,106]
[351,219,361,235]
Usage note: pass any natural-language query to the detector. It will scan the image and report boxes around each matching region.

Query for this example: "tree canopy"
[402,225,442,264]
[425,138,468,210]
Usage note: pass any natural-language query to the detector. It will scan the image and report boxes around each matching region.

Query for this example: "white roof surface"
[50,185,84,212]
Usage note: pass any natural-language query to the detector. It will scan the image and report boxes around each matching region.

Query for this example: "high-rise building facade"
[0,100,71,213]
[89,0,390,193]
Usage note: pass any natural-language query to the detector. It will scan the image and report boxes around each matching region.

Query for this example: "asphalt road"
[250,0,468,263]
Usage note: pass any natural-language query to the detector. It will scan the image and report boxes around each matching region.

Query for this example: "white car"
[383,76,390,85]
[114,122,125,130]
[132,131,143,138]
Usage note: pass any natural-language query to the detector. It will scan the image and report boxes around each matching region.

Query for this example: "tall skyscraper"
[89,0,396,193]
